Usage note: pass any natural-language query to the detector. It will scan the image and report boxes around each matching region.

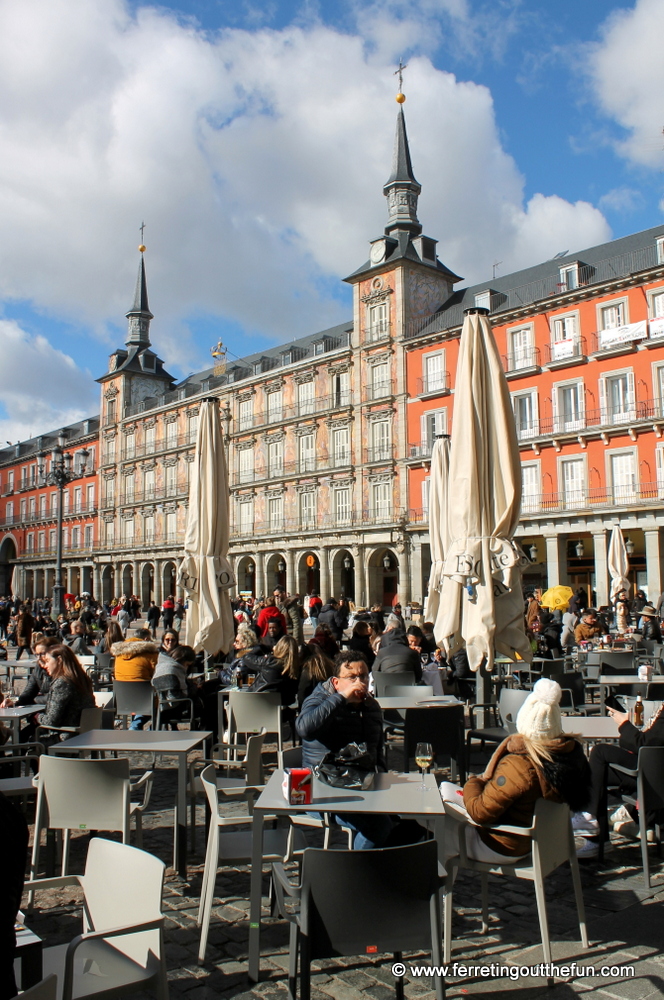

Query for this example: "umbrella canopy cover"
[425,436,450,628]
[437,311,532,671]
[178,399,235,654]
[608,525,630,601]
[540,585,574,611]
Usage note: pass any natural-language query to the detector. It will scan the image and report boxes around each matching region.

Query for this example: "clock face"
[370,241,385,264]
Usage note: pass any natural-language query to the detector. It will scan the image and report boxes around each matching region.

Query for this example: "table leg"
[600,683,607,716]
[175,751,188,877]
[248,807,265,982]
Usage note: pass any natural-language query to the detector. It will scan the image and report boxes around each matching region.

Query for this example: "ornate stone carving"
[104,385,119,399]
[408,269,449,318]
[361,287,393,305]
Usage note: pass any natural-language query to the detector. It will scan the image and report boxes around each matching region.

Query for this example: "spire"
[383,107,422,237]
[125,249,153,348]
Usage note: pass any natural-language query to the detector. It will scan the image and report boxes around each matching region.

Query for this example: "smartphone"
[605,694,626,713]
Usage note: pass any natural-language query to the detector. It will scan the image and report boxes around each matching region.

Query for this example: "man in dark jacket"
[373,627,422,680]
[147,601,161,638]
[64,619,91,656]
[296,650,392,848]
[318,598,344,640]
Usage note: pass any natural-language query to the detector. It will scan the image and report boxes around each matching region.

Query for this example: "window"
[166,421,177,448]
[165,511,177,540]
[512,391,538,439]
[332,427,350,466]
[422,410,446,449]
[599,371,635,424]
[369,420,391,462]
[238,500,253,534]
[106,436,115,462]
[143,468,155,500]
[521,464,540,513]
[106,398,116,424]
[50,492,57,515]
[298,433,316,473]
[105,521,114,546]
[474,291,491,310]
[610,451,637,504]
[187,413,198,443]
[238,448,254,484]
[334,488,351,524]
[297,380,315,416]
[508,327,534,370]
[124,473,135,501]
[268,496,283,532]
[367,301,389,341]
[74,451,86,474]
[144,514,155,543]
[20,499,27,520]
[650,291,664,339]
[5,502,13,525]
[63,491,70,514]
[268,440,283,477]
[145,425,155,451]
[73,487,82,512]
[72,526,81,549]
[7,471,13,491]
[27,533,34,553]
[300,491,316,527]
[49,529,56,550]
[657,237,664,265]
[239,398,253,431]
[423,353,446,393]
[84,524,93,548]
[421,477,430,516]
[371,482,391,520]
[554,382,584,433]
[39,495,46,517]
[600,301,625,330]
[551,314,578,359]
[38,531,45,551]
[267,389,282,423]
[29,497,36,517]
[560,458,586,509]
[87,484,95,509]
[371,362,390,399]
[559,264,578,291]
[105,479,114,505]
[333,371,350,407]
[125,432,135,459]
[166,464,177,496]
[123,518,134,544]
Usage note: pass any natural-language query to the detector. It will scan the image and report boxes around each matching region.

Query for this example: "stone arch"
[366,546,400,609]
[0,535,17,595]
[236,556,256,597]
[297,551,320,597]
[141,562,155,610]
[331,548,355,601]
[265,552,288,594]
[101,564,115,605]
[69,566,81,598]
[121,564,133,598]
[162,561,177,601]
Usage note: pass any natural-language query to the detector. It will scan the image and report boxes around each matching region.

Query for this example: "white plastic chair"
[36,706,103,745]
[443,798,588,979]
[78,655,97,669]
[197,762,305,963]
[29,755,153,884]
[28,838,167,1000]
[227,690,285,765]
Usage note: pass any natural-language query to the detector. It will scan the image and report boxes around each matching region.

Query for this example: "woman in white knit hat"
[441,677,591,863]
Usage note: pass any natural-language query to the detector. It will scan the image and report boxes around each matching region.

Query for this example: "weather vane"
[394,59,407,103]
[139,220,146,253]
[211,339,227,376]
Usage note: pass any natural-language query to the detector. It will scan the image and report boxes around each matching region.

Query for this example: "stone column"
[398,541,411,605]
[544,534,568,587]
[364,556,372,610]
[255,552,266,600]
[319,547,330,602]
[354,546,365,606]
[410,537,423,607]
[285,548,295,597]
[115,562,123,601]
[644,529,663,603]
[93,563,101,603]
[132,560,139,598]
[592,530,609,608]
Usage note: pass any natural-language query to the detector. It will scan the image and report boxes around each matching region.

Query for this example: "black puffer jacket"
[373,629,422,680]
[641,618,662,642]
[296,678,385,770]
[318,604,344,639]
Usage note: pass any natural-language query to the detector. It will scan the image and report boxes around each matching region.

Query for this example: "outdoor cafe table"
[248,769,446,982]
[377,694,462,711]
[598,674,664,713]
[55,728,212,876]
[560,716,620,740]
[0,704,41,742]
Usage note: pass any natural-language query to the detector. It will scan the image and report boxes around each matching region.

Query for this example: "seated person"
[64,619,91,656]
[296,650,391,849]
[307,623,340,660]
[373,627,422,680]
[249,635,300,706]
[440,678,591,862]
[112,628,159,730]
[1,636,59,709]
[33,644,95,738]
[639,605,662,642]
[573,700,664,856]
[261,618,286,650]
[220,625,262,685]
[297,646,335,708]
[152,644,201,729]
[347,620,375,668]
[574,609,604,645]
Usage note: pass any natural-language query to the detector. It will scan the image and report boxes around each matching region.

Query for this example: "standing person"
[255,597,288,638]
[308,591,322,628]
[116,603,131,637]
[282,595,305,645]
[173,598,185,633]
[318,598,343,641]
[613,589,631,634]
[146,601,161,639]
[15,605,35,661]
[162,595,175,630]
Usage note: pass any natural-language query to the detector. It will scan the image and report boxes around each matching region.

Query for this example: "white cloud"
[586,0,664,169]
[599,186,644,215]
[0,320,98,445]
[0,0,611,398]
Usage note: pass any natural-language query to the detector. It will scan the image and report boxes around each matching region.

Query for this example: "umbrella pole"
[475,661,494,729]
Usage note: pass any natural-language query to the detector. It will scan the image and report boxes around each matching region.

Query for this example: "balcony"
[118,483,188,506]
[416,373,451,397]
[363,322,391,344]
[365,379,394,402]
[543,337,588,368]
[516,396,664,445]
[590,321,648,356]
[501,347,541,378]
[2,486,14,496]
[407,440,436,461]
[521,481,662,517]
[407,508,428,525]
[365,445,394,464]
[121,432,196,461]
[232,392,354,436]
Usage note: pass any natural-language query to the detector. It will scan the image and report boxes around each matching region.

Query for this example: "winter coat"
[318,604,343,639]
[296,677,385,771]
[574,621,602,644]
[307,633,340,659]
[17,664,51,706]
[65,635,91,656]
[348,633,376,668]
[373,629,422,680]
[255,605,288,638]
[560,612,578,648]
[282,598,305,645]
[463,734,591,857]
[308,596,322,618]
[112,639,159,682]
[147,606,161,626]
[152,651,187,698]
[640,617,662,642]
[614,598,631,632]
[37,678,95,731]
[525,600,540,628]
[16,612,34,648]
[617,709,664,752]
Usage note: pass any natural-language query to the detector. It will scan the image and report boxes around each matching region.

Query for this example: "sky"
[0,0,663,444]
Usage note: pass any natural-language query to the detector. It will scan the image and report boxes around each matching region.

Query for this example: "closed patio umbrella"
[178,398,235,654]
[425,435,451,629]
[608,524,630,601]
[437,309,532,674]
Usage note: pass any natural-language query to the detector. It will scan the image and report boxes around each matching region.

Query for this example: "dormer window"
[657,237,664,265]
[140,352,156,371]
[474,291,491,311]
[559,263,580,291]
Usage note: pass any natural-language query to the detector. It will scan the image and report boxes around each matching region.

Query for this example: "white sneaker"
[614,820,639,840]
[572,811,599,836]
[575,837,599,859]
[637,828,657,844]
[609,805,632,827]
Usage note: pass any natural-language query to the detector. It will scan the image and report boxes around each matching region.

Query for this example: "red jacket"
[308,596,322,615]
[255,605,288,637]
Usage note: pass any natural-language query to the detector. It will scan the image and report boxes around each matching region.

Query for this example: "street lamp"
[38,437,89,619]
[625,537,635,556]
[528,543,538,563]
[382,553,391,570]
[343,555,352,570]
[575,540,584,558]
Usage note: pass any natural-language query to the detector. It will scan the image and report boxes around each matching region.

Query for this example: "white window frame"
[558,455,588,510]
[165,420,178,448]
[334,487,351,524]
[597,297,628,331]
[559,263,579,291]
[268,496,283,532]
[606,447,638,505]
[656,237,664,265]
[238,447,254,484]
[166,464,178,496]
[599,368,635,425]
[238,499,254,535]
[507,323,535,371]
[366,300,389,342]
[332,371,350,408]
[266,388,283,423]
[553,378,585,433]
[371,482,391,521]
[268,439,284,478]
[84,524,94,548]
[511,389,539,440]
[422,350,446,394]
[143,468,155,500]
[370,361,391,399]
[369,419,391,462]
[298,432,316,473]
[656,443,664,498]
[420,409,447,450]
[332,427,350,467]
[299,491,316,527]
[165,511,177,541]
[474,291,491,310]
[521,462,541,513]
[297,380,316,417]
[238,398,254,431]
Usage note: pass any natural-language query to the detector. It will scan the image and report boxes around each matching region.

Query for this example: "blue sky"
[0,0,662,442]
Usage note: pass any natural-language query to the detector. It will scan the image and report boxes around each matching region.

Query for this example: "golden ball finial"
[138,244,146,253]
[396,92,406,104]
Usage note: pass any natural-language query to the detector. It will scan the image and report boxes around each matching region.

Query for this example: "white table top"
[59,729,211,753]
[0,705,42,719]
[377,695,462,711]
[561,716,620,739]
[599,675,664,684]
[254,768,445,817]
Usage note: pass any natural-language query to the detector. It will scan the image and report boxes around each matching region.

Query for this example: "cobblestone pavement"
[7,645,664,1000]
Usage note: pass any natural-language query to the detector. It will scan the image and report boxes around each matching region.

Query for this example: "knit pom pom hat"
[516,677,563,742]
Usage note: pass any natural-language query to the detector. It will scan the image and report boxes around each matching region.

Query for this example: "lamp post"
[38,436,89,619]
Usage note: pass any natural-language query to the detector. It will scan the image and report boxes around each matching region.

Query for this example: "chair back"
[228,690,281,738]
[373,671,416,697]
[558,672,586,710]
[93,691,114,709]
[599,652,636,674]
[16,975,58,1000]
[282,746,303,768]
[584,650,602,667]
[404,704,466,778]
[36,756,131,834]
[298,841,440,959]
[636,746,664,811]
[384,685,434,699]
[82,837,165,966]
[498,688,529,727]
[95,652,114,670]
[113,680,155,718]
[539,658,565,678]
[79,706,103,732]
[78,655,97,668]
[243,731,266,786]
[531,798,573,877]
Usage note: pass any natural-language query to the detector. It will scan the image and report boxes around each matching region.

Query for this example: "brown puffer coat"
[463,734,591,857]
[111,639,159,682]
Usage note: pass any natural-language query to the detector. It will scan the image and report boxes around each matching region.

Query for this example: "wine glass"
[415,741,434,791]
